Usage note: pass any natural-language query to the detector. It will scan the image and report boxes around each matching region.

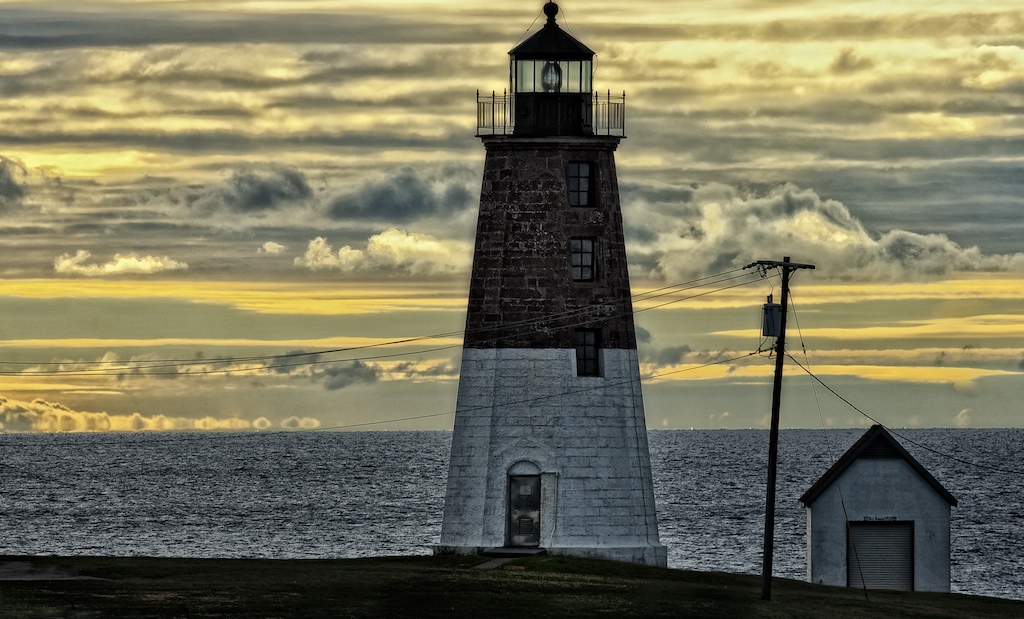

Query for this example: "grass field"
[2,555,1022,618]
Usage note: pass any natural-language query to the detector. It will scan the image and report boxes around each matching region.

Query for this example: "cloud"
[628,183,1024,281]
[0,156,28,211]
[257,241,287,255]
[54,250,189,276]
[34,350,448,393]
[0,396,258,433]
[953,408,972,428]
[0,9,507,50]
[263,354,454,389]
[319,360,380,391]
[635,325,653,344]
[295,229,472,276]
[261,353,385,391]
[281,416,321,430]
[188,164,312,215]
[830,48,874,75]
[327,165,475,222]
[387,360,459,380]
[648,345,694,366]
[264,353,381,390]
[220,165,312,212]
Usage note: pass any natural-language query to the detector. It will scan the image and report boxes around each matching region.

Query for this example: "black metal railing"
[476,90,625,137]
[594,91,626,136]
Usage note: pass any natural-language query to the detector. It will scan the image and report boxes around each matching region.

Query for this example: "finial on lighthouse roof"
[544,2,559,24]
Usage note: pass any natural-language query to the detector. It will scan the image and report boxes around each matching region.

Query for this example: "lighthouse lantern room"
[510,1,594,136]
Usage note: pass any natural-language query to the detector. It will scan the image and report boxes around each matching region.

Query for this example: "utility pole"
[747,256,815,601]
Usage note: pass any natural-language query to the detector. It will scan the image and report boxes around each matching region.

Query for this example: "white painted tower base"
[437,348,666,567]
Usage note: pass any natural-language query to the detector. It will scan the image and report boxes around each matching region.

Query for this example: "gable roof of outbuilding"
[800,424,958,507]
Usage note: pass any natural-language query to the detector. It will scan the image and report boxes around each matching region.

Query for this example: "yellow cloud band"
[0,279,466,315]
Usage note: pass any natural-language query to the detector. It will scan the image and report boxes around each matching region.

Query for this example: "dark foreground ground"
[1,555,1022,618]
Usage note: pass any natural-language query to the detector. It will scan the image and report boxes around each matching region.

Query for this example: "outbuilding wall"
[807,458,952,592]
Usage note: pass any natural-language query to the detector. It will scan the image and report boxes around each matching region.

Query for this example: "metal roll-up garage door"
[847,521,914,591]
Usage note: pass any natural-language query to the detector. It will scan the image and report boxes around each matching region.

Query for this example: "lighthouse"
[436,1,665,567]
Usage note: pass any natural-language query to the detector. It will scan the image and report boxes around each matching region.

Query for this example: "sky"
[0,0,1021,433]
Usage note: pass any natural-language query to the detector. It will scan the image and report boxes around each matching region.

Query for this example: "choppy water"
[1,429,1020,600]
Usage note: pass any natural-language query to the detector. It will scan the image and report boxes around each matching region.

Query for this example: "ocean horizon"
[1,428,1020,601]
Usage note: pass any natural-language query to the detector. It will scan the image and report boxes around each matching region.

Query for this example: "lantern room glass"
[513,59,592,94]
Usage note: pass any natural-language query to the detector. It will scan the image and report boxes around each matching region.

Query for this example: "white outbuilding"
[799,425,957,592]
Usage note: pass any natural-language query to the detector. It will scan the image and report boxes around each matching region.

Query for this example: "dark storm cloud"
[62,220,198,237]
[265,354,456,389]
[939,98,1024,116]
[594,10,1024,43]
[217,165,313,213]
[632,78,1017,151]
[296,48,490,84]
[634,325,653,344]
[651,345,694,366]
[830,48,875,75]
[4,6,1012,55]
[328,166,475,222]
[630,112,1024,166]
[0,157,28,211]
[256,353,381,390]
[0,8,502,49]
[619,182,695,206]
[58,104,254,121]
[90,59,458,93]
[0,57,82,97]
[391,361,459,379]
[83,351,382,392]
[266,351,322,375]
[320,361,381,391]
[266,89,473,113]
[734,99,886,125]
[0,129,471,155]
[3,46,486,102]
[747,11,1023,42]
[0,225,53,236]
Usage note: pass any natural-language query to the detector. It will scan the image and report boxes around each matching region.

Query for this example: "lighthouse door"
[508,475,541,547]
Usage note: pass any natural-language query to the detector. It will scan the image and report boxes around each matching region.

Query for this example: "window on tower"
[570,237,595,281]
[568,162,592,206]
[573,329,601,377]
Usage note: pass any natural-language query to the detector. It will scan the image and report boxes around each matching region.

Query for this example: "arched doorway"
[507,461,542,547]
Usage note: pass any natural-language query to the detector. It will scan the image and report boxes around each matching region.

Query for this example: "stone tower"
[436,1,665,567]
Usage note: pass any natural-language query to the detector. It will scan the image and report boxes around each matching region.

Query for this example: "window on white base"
[573,328,600,376]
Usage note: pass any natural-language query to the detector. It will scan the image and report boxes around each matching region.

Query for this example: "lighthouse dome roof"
[510,2,594,60]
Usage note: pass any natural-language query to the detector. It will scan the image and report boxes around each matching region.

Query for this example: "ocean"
[1,428,1021,600]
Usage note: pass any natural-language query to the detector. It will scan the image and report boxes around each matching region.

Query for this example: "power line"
[786,354,1024,476]
[315,350,761,432]
[790,293,870,601]
[0,350,763,446]
[0,269,764,378]
[0,269,752,371]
